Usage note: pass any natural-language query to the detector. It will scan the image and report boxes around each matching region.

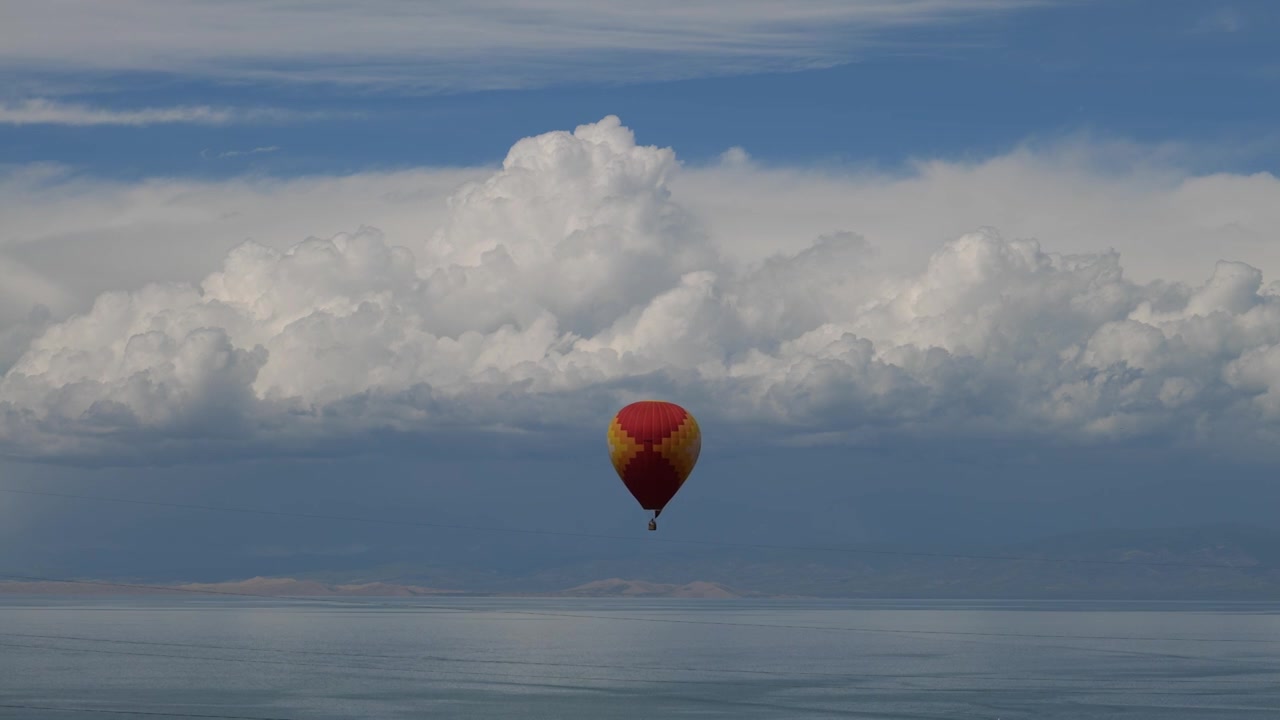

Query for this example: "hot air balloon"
[606,400,701,530]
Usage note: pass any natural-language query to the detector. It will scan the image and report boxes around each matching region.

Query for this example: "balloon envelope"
[606,400,701,513]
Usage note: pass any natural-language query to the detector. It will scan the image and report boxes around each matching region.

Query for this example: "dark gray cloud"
[4,442,1279,584]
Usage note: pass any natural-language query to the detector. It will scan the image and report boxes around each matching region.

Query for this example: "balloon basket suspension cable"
[648,509,660,531]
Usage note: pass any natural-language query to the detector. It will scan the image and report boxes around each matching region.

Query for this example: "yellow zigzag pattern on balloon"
[606,417,643,476]
[655,414,701,483]
[607,412,701,483]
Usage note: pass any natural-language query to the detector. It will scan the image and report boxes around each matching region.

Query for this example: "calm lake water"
[2,597,1279,719]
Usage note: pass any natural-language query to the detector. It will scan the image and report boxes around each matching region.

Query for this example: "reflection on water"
[2,597,1279,718]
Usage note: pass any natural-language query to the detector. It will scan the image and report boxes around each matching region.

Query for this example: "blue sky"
[3,0,1280,583]
[3,0,1276,178]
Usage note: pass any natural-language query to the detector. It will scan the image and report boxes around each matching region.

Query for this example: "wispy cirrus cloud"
[0,0,1045,92]
[204,146,281,160]
[1194,6,1244,33]
[0,99,336,126]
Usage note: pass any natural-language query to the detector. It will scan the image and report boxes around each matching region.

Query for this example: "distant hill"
[0,575,757,598]
[547,578,755,598]
[176,577,464,597]
[0,576,464,597]
[7,525,1280,600]
[484,523,1280,600]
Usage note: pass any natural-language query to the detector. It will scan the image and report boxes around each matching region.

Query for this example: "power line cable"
[0,485,1260,571]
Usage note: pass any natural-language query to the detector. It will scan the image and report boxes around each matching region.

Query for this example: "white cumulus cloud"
[4,116,1280,463]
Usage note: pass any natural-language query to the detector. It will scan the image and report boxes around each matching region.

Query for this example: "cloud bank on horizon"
[4,116,1280,464]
